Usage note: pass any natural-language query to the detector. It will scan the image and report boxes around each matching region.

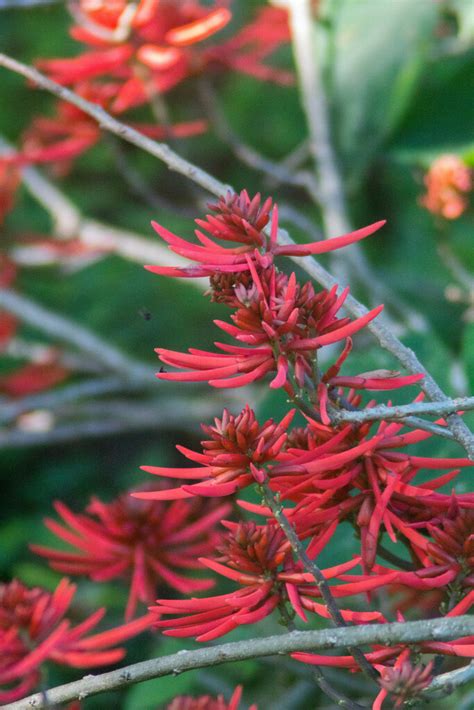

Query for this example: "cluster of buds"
[2,1,292,172]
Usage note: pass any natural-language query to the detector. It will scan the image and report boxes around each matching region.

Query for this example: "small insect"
[159,366,167,373]
[138,307,153,321]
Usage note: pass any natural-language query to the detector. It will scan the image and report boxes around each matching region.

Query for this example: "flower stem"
[260,481,379,682]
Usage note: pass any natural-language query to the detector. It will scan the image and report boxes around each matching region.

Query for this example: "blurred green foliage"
[0,0,473,707]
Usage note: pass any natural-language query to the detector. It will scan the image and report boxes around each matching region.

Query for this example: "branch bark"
[333,396,474,425]
[4,616,474,709]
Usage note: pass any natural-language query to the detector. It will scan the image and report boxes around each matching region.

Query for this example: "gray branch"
[333,396,474,426]
[4,616,474,709]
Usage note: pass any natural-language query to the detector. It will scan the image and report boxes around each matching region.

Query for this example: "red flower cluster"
[40,2,292,109]
[0,578,151,703]
[147,191,386,389]
[420,154,472,219]
[1,2,292,171]
[32,487,230,620]
[136,188,474,707]
[151,521,393,640]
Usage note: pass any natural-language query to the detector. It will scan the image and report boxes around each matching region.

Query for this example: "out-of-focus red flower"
[0,578,152,703]
[31,488,230,620]
[166,685,257,710]
[420,154,471,219]
[151,521,395,641]
[135,405,295,500]
[373,651,433,709]
[0,162,21,224]
[0,360,70,397]
[4,83,207,174]
[0,254,18,349]
[39,2,292,114]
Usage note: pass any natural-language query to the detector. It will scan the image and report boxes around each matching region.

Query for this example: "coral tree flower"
[2,84,206,173]
[31,488,230,620]
[373,652,433,709]
[135,405,295,500]
[39,2,292,114]
[151,521,396,641]
[270,409,473,571]
[420,154,471,219]
[0,578,151,703]
[148,191,385,390]
[167,685,256,710]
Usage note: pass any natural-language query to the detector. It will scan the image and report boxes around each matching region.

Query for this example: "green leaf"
[326,0,438,180]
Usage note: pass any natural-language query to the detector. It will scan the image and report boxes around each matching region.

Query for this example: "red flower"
[392,504,474,594]
[0,578,152,703]
[155,264,383,389]
[146,190,385,279]
[39,3,292,114]
[151,521,396,641]
[31,489,230,620]
[135,405,295,500]
[420,154,471,219]
[4,83,206,173]
[0,162,21,224]
[374,651,433,709]
[167,685,256,710]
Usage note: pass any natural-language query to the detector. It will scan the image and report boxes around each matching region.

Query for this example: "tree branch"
[333,396,474,426]
[0,53,472,457]
[4,616,474,709]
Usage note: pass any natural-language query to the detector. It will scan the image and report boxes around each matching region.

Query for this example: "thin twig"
[4,616,474,709]
[260,482,378,682]
[0,53,472,457]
